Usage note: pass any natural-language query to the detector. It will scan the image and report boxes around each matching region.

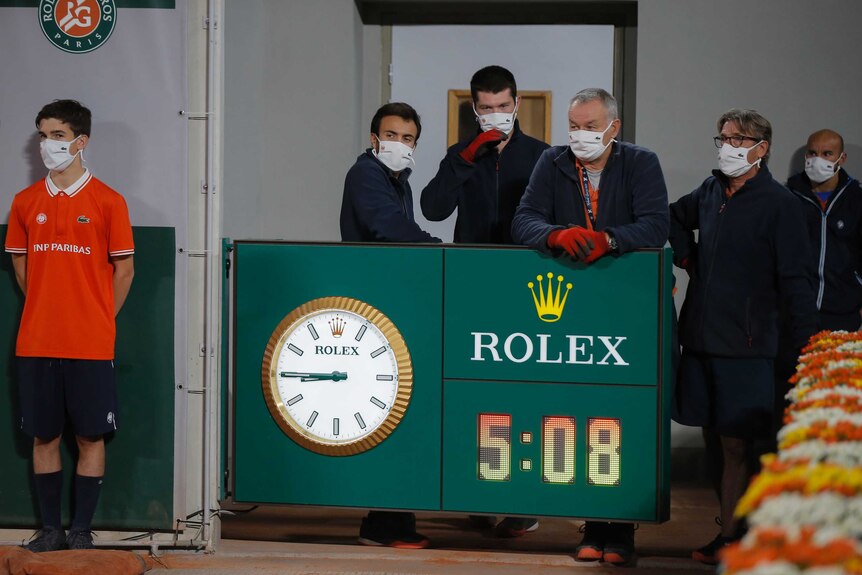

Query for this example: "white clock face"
[263,297,413,456]
[272,308,400,446]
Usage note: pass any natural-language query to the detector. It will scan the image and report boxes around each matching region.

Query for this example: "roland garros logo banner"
[0,1,175,53]
[39,0,117,53]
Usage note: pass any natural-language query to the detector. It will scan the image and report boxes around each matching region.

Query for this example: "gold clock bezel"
[261,296,413,456]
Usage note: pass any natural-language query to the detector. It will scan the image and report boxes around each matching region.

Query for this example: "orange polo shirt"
[4,171,134,359]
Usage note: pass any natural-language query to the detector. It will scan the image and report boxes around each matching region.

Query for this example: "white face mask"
[717,141,762,178]
[805,155,842,184]
[568,123,615,162]
[372,137,415,173]
[40,135,82,172]
[474,103,518,135]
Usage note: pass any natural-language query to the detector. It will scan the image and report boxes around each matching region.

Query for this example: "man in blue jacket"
[787,129,862,331]
[512,88,669,565]
[421,65,548,245]
[341,102,441,244]
[669,109,818,564]
[340,102,438,548]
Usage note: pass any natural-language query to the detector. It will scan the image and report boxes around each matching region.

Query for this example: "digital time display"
[477,414,621,487]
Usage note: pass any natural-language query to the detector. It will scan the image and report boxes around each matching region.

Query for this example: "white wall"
[637,0,862,202]
[222,0,378,241]
[390,24,614,241]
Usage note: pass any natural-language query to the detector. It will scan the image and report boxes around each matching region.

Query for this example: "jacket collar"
[789,168,849,196]
[711,163,773,195]
[553,141,620,182]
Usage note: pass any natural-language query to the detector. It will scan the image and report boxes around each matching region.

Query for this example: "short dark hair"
[470,65,517,103]
[717,108,772,164]
[36,100,92,137]
[370,102,422,141]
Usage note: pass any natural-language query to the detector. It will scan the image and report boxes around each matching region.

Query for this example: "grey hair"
[717,108,772,163]
[569,88,618,121]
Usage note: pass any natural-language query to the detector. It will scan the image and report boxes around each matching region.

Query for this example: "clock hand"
[279,371,348,382]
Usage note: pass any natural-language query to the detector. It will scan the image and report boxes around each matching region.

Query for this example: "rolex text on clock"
[261,297,413,456]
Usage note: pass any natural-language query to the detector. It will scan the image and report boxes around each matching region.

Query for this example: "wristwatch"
[606,232,619,254]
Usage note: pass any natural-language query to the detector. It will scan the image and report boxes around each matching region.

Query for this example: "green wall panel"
[230,243,671,522]
[444,249,659,385]
[232,243,443,509]
[0,225,175,530]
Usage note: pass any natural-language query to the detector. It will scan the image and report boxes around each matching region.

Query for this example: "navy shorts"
[673,350,773,440]
[17,357,119,439]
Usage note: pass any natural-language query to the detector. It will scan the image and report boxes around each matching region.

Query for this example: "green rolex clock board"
[229,242,672,523]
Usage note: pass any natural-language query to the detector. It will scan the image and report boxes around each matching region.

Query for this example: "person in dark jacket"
[786,129,862,331]
[420,65,548,245]
[422,65,547,539]
[340,102,440,244]
[513,88,669,566]
[340,103,437,549]
[669,109,819,565]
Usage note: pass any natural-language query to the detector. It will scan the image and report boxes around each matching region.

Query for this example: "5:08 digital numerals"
[478,414,621,486]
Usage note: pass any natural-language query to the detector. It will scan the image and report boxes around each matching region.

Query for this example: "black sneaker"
[495,517,539,538]
[692,532,734,565]
[603,523,635,566]
[575,521,606,561]
[358,511,430,549]
[66,529,95,550]
[23,527,67,552]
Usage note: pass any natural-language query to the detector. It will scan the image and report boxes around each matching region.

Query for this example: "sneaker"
[495,517,539,538]
[692,532,734,565]
[603,523,635,566]
[358,511,430,549]
[66,529,95,550]
[575,521,606,561]
[23,527,67,552]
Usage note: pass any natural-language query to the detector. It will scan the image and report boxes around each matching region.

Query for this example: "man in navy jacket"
[341,102,440,244]
[786,129,862,331]
[513,88,669,566]
[421,65,548,245]
[670,109,818,565]
[339,103,438,549]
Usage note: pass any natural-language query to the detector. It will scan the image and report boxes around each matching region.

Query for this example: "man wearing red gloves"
[421,66,548,245]
[512,88,669,565]
[421,65,548,539]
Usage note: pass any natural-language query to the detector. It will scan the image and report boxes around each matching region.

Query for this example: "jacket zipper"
[794,179,853,310]
[744,297,752,348]
[698,190,731,346]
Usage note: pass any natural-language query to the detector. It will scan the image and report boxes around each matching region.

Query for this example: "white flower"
[779,440,862,467]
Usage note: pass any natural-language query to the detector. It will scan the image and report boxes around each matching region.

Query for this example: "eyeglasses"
[713,135,760,148]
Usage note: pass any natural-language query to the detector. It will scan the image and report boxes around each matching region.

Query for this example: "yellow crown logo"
[528,272,573,323]
[328,315,346,337]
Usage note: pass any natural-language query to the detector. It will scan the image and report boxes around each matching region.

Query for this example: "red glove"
[459,129,507,163]
[547,227,610,263]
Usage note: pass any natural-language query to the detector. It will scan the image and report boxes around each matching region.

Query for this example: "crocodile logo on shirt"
[77,215,91,224]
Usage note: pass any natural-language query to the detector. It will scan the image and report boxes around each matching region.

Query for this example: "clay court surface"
[0,484,716,574]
